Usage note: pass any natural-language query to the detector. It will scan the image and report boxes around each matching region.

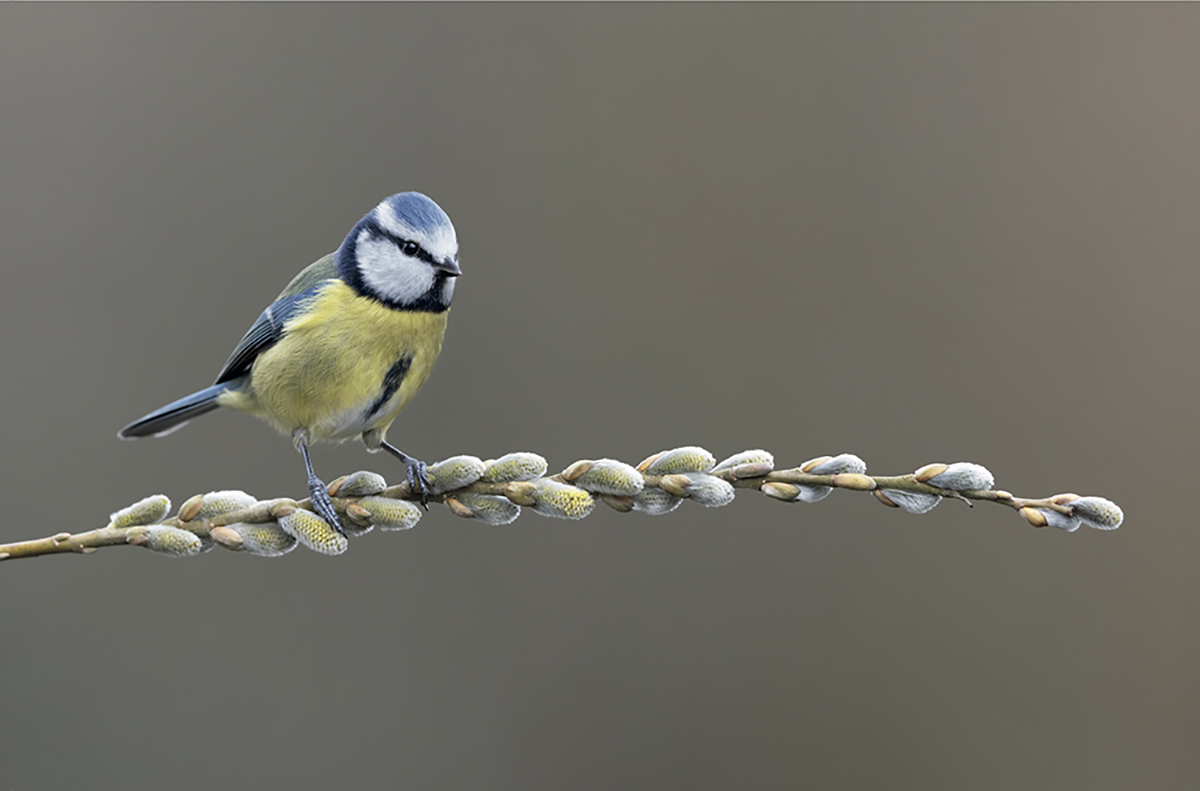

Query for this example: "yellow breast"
[220,280,449,441]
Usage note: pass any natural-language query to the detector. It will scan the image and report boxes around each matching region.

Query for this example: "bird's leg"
[379,441,431,509]
[296,433,344,535]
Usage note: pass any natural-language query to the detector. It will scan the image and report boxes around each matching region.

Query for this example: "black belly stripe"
[366,355,413,419]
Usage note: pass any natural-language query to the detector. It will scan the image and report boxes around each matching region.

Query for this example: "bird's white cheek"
[357,234,433,304]
[441,277,456,304]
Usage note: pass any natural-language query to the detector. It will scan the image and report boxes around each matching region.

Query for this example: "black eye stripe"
[376,228,436,266]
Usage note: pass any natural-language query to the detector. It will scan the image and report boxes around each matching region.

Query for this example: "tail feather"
[118,383,229,439]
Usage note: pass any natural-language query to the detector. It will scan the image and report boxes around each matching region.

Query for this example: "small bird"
[119,192,461,534]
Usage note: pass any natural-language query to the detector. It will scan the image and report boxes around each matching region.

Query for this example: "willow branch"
[0,448,1124,563]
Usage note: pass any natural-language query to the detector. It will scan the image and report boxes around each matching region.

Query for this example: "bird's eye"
[403,241,420,257]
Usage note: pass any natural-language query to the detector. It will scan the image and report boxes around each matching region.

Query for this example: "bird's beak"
[436,258,462,277]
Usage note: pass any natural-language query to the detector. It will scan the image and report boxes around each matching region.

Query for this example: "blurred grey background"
[2,5,1197,790]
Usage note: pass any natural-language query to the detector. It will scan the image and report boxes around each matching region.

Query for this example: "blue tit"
[119,192,462,534]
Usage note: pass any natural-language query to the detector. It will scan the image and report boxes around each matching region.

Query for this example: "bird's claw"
[308,475,345,536]
[406,459,431,510]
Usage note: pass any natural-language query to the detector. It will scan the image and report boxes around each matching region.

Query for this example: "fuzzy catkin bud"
[332,471,388,497]
[713,450,775,472]
[132,525,204,557]
[357,497,423,531]
[482,453,548,483]
[780,455,869,503]
[279,510,349,556]
[219,522,298,557]
[186,490,258,521]
[804,454,867,475]
[632,487,682,516]
[1070,497,1124,530]
[878,489,942,514]
[454,492,522,525]
[572,459,644,496]
[108,495,171,529]
[920,463,995,492]
[530,480,594,520]
[428,456,486,492]
[680,473,735,508]
[640,447,716,475]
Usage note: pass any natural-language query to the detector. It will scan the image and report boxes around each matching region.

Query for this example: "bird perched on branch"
[119,192,461,534]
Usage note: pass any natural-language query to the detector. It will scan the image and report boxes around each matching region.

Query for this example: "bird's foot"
[308,475,345,536]
[405,458,431,510]
[378,440,432,510]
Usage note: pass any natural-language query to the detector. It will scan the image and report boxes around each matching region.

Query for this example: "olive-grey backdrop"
[2,5,1197,790]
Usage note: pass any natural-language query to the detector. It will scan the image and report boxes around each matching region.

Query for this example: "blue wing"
[213,287,321,385]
